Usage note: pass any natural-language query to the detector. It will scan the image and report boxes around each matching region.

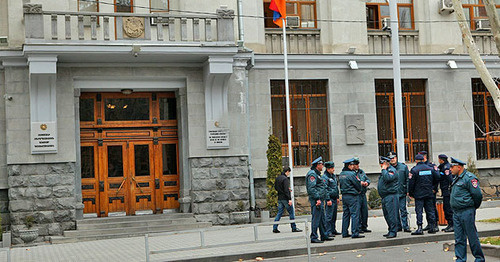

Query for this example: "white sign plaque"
[31,121,58,154]
[207,128,230,149]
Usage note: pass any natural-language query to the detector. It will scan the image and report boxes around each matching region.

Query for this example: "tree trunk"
[483,0,500,55]
[452,0,500,116]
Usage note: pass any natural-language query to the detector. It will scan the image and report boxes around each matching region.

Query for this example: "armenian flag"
[269,0,286,28]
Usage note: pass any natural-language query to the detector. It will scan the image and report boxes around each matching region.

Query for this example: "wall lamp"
[447,60,458,69]
[348,61,359,70]
[346,47,356,54]
[121,89,133,95]
[444,47,455,54]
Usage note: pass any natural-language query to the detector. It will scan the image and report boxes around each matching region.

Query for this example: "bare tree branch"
[483,0,500,55]
[452,0,500,116]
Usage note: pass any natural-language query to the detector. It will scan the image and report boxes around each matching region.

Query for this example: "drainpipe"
[237,0,244,48]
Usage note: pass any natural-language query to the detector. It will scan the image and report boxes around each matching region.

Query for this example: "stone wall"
[478,168,500,199]
[8,162,77,244]
[190,156,250,225]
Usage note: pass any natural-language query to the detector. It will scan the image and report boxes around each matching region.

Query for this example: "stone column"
[74,88,84,220]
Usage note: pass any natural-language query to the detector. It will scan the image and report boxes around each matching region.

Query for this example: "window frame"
[78,0,99,12]
[462,0,500,30]
[150,0,169,13]
[115,0,134,13]
[271,80,329,167]
[472,78,500,160]
[263,0,318,29]
[366,0,415,30]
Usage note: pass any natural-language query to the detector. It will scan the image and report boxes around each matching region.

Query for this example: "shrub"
[368,188,382,209]
[467,154,480,176]
[266,134,282,216]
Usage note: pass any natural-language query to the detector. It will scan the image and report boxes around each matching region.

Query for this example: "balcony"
[367,31,419,55]
[265,29,321,54]
[466,32,498,55]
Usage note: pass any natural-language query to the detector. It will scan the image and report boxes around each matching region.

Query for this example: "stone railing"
[23,4,235,43]
[265,29,321,54]
[367,30,419,55]
[465,32,498,55]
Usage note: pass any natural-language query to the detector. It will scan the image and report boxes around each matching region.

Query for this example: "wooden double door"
[80,92,180,217]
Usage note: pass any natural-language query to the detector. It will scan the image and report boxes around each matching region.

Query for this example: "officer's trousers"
[415,197,435,226]
[382,194,399,236]
[341,194,360,237]
[426,194,439,225]
[324,199,338,235]
[397,195,410,230]
[358,193,369,230]
[443,195,453,226]
[453,208,485,262]
[273,200,297,231]
[310,200,327,241]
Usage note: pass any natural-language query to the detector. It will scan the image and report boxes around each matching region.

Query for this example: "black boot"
[422,225,430,231]
[443,225,454,233]
[428,224,438,234]
[411,225,424,235]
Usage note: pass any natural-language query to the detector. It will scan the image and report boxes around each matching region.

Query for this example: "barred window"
[472,78,500,160]
[271,80,329,166]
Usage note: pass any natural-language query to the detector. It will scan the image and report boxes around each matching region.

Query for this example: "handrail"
[144,219,311,262]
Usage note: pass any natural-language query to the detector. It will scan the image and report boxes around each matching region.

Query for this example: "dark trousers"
[443,195,454,226]
[426,194,439,225]
[382,194,399,236]
[453,208,485,262]
[358,193,369,230]
[341,194,360,237]
[324,199,338,235]
[273,200,297,231]
[310,200,327,241]
[415,197,435,226]
[397,195,410,230]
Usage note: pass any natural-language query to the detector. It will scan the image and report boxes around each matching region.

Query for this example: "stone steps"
[49,213,211,244]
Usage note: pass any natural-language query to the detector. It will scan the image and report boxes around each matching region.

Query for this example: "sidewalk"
[1,206,499,262]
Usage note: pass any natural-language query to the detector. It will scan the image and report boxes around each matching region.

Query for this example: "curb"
[444,241,500,258]
[174,229,500,262]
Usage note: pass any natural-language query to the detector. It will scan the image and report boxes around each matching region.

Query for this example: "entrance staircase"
[49,213,211,244]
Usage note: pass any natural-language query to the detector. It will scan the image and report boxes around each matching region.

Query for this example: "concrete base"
[2,232,10,247]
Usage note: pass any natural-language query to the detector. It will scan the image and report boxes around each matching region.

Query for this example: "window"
[150,0,168,12]
[271,80,329,166]
[375,79,428,162]
[462,0,500,30]
[264,0,317,29]
[115,0,133,13]
[366,0,414,30]
[472,78,500,160]
[79,0,99,12]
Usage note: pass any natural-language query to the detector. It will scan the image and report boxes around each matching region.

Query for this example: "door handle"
[115,177,127,196]
[132,177,144,193]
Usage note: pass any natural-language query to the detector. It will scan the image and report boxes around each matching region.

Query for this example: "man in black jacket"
[273,167,302,233]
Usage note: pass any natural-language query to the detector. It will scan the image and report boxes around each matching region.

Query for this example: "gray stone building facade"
[1,0,500,242]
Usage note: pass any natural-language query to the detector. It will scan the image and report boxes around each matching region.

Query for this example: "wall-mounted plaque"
[206,120,229,149]
[345,114,365,145]
[31,121,58,154]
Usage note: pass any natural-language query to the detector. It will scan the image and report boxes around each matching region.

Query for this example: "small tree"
[266,134,282,216]
[467,155,480,176]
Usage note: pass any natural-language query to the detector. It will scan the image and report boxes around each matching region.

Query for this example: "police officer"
[449,157,484,262]
[306,157,334,243]
[438,154,454,233]
[378,156,400,238]
[339,158,365,239]
[322,161,341,237]
[387,151,411,233]
[418,151,440,232]
[353,158,371,233]
[409,154,440,235]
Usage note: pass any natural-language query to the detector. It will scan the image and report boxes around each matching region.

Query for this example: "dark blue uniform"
[426,160,440,228]
[357,169,371,232]
[378,165,399,237]
[409,162,440,229]
[339,168,362,237]
[306,168,328,241]
[392,161,410,231]
[438,161,453,227]
[322,170,339,236]
[450,168,484,262]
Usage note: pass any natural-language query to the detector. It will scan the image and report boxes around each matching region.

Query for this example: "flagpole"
[282,18,295,210]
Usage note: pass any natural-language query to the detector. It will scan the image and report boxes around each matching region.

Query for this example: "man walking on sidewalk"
[388,151,411,233]
[273,167,302,233]
[378,156,399,238]
[449,157,484,262]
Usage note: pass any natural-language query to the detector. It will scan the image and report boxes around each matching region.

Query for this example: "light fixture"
[346,47,356,54]
[348,61,359,70]
[444,47,455,55]
[132,45,141,57]
[121,89,133,95]
[447,60,458,69]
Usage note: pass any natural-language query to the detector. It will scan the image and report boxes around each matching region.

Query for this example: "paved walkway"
[1,207,499,262]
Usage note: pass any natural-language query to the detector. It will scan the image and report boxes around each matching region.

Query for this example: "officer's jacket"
[306,168,327,202]
[322,171,339,201]
[392,162,409,197]
[450,170,483,211]
[408,162,440,199]
[426,161,440,192]
[357,169,371,194]
[438,162,452,196]
[377,165,399,198]
[339,169,361,195]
